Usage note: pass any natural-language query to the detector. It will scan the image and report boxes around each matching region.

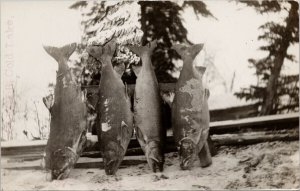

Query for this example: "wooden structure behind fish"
[42,43,88,180]
[127,41,165,172]
[171,43,212,170]
[87,40,133,175]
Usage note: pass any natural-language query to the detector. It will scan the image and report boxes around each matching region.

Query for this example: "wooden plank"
[2,128,298,170]
[1,113,298,156]
[2,128,298,161]
[210,103,259,121]
[210,113,299,127]
[209,113,299,134]
[2,156,147,170]
[1,144,46,156]
[212,129,299,146]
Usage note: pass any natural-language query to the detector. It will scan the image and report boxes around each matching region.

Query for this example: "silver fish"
[127,40,165,172]
[43,43,88,180]
[171,43,212,170]
[87,39,133,175]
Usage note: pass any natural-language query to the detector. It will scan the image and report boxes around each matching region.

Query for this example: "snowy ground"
[2,141,299,190]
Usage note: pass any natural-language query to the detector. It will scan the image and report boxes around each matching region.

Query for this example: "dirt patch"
[1,141,299,190]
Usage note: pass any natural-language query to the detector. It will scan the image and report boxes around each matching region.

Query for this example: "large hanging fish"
[171,43,212,170]
[42,43,88,180]
[87,40,133,175]
[127,41,165,172]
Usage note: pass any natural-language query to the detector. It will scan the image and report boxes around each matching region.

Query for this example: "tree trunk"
[260,48,287,115]
[260,2,297,115]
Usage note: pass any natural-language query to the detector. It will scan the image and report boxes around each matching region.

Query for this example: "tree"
[235,0,299,115]
[70,1,214,84]
[1,82,18,140]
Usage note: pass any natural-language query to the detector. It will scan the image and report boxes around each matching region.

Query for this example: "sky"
[1,1,82,98]
[1,0,82,139]
[1,0,299,140]
[182,1,299,93]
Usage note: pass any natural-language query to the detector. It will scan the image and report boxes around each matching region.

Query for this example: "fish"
[87,39,133,175]
[127,41,165,172]
[42,43,88,180]
[171,43,212,170]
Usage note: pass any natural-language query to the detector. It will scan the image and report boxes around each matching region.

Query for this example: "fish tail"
[103,39,117,62]
[87,39,117,63]
[43,43,77,63]
[172,43,204,61]
[195,66,206,76]
[127,40,157,57]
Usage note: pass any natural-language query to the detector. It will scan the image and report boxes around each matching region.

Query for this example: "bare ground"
[1,141,299,190]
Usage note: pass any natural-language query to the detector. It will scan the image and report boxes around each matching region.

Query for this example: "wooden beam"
[209,113,299,134]
[2,129,298,170]
[1,113,298,156]
[2,156,147,170]
[80,129,299,158]
[211,129,299,146]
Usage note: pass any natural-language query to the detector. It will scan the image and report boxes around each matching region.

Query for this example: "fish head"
[51,147,77,180]
[178,138,197,170]
[145,141,164,172]
[50,131,87,180]
[103,141,124,175]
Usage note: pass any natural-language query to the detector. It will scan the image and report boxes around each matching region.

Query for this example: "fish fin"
[172,44,186,58]
[195,66,206,76]
[86,45,103,62]
[103,39,117,62]
[135,126,147,151]
[114,63,125,78]
[196,129,209,152]
[43,43,77,63]
[87,39,117,63]
[118,121,131,151]
[172,43,204,60]
[71,130,87,154]
[204,88,210,99]
[42,94,54,112]
[123,82,131,100]
[189,44,204,59]
[124,82,128,97]
[180,130,202,146]
[132,65,142,77]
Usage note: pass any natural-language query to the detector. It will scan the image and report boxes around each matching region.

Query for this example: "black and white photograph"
[1,0,299,190]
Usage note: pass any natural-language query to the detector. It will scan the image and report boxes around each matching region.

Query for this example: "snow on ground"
[1,141,299,190]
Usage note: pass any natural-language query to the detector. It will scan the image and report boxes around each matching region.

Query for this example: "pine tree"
[235,0,299,115]
[70,1,214,84]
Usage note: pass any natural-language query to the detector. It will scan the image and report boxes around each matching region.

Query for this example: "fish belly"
[172,78,204,144]
[134,77,162,143]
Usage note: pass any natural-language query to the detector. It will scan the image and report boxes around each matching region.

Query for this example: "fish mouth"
[180,156,193,170]
[50,147,78,180]
[145,142,164,173]
[51,166,72,180]
[104,159,121,175]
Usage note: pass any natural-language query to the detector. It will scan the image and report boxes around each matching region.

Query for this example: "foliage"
[235,0,299,115]
[1,82,18,140]
[70,1,214,84]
